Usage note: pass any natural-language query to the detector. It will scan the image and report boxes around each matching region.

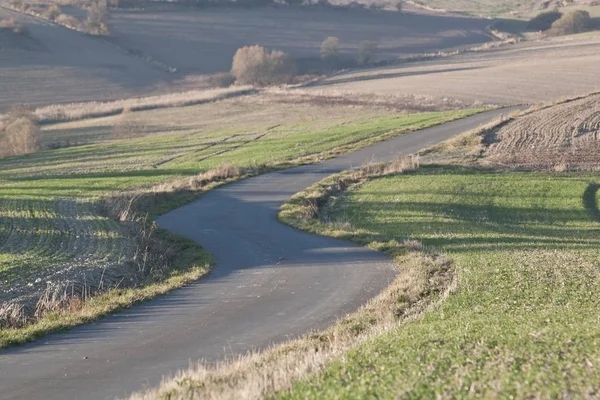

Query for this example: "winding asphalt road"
[0,107,519,400]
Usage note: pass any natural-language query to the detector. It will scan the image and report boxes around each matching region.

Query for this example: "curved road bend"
[0,107,520,400]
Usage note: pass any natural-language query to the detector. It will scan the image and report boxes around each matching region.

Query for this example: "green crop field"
[282,166,600,398]
[0,109,480,317]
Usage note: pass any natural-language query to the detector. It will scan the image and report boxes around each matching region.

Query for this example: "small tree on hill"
[87,0,109,35]
[320,36,340,64]
[357,41,378,65]
[0,105,40,157]
[231,45,296,86]
[548,10,591,36]
[44,4,62,21]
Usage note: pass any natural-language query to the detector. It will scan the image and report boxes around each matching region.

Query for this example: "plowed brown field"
[484,94,600,169]
[312,34,600,105]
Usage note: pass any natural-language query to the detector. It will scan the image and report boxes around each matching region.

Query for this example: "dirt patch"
[483,93,600,169]
[311,35,600,104]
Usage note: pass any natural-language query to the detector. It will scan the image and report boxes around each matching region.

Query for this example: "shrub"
[548,10,592,36]
[231,45,296,86]
[207,72,236,88]
[320,36,340,63]
[86,0,110,35]
[44,4,62,20]
[357,41,378,65]
[0,105,40,157]
[527,10,562,31]
[56,13,81,30]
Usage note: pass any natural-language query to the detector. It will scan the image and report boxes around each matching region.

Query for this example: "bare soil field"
[0,4,492,112]
[484,93,600,170]
[106,7,491,75]
[0,7,169,111]
[309,34,600,104]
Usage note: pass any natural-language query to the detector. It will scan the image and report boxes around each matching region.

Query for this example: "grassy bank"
[281,165,600,398]
[0,108,482,345]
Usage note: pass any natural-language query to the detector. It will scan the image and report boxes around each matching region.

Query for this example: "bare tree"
[0,105,40,157]
[320,36,340,63]
[357,41,378,65]
[87,0,110,35]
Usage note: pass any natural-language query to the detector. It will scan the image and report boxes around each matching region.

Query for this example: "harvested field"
[0,197,136,320]
[310,34,600,104]
[484,93,600,169]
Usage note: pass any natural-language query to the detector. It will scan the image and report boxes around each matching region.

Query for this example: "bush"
[0,105,40,157]
[86,0,110,35]
[44,4,62,20]
[548,10,592,36]
[56,13,81,30]
[357,41,378,65]
[527,10,562,31]
[207,72,236,88]
[320,36,340,63]
[231,45,296,86]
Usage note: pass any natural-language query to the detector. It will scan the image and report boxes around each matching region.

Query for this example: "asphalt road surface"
[0,107,520,400]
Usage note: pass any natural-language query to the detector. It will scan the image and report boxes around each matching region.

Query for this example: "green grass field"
[0,109,480,325]
[281,166,600,398]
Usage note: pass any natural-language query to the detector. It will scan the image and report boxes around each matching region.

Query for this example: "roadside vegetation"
[0,106,483,346]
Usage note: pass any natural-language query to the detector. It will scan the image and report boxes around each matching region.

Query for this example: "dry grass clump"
[0,105,40,157]
[130,156,454,400]
[32,86,256,123]
[231,45,297,86]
